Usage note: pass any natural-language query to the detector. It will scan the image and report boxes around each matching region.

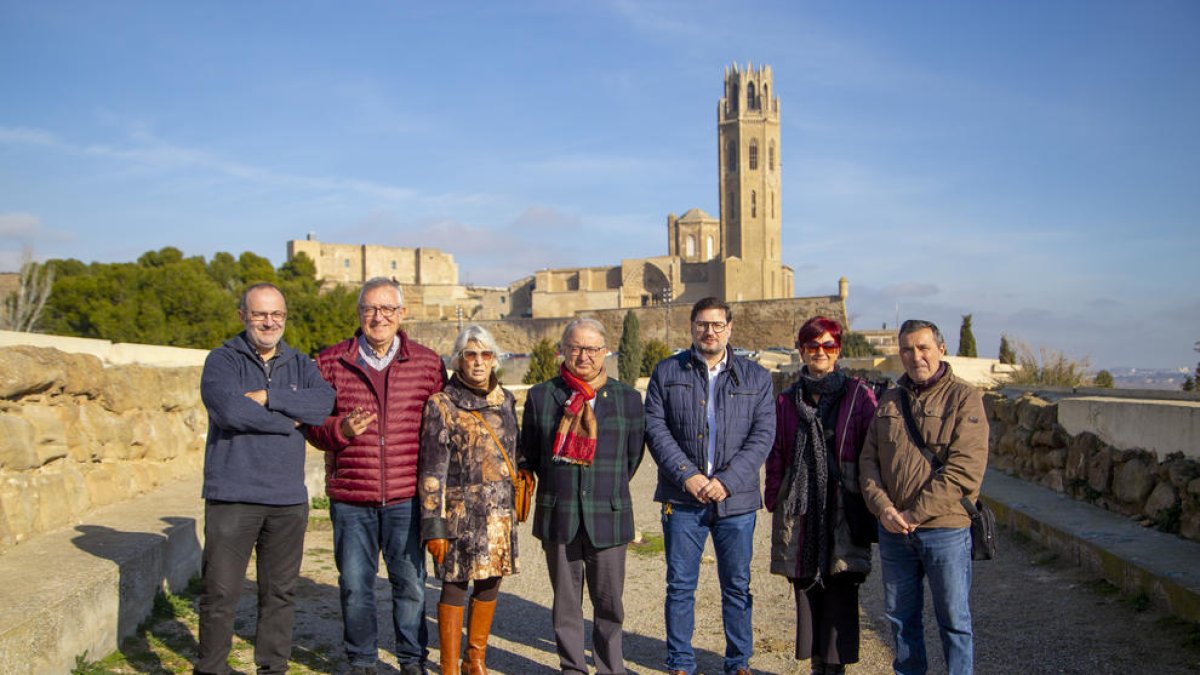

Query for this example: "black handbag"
[898,393,997,561]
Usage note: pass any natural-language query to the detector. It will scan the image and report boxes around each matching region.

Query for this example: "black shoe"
[398,663,427,675]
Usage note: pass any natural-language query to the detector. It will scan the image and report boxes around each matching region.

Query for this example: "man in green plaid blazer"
[519,317,646,675]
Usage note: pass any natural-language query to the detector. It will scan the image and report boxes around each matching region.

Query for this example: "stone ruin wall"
[0,346,206,555]
[985,391,1200,543]
[404,295,848,355]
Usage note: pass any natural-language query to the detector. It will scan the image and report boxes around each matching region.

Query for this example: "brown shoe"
[437,603,464,675]
[666,671,689,675]
[733,668,753,675]
[463,597,496,675]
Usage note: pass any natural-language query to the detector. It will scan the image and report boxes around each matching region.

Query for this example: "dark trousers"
[542,533,628,675]
[792,575,861,665]
[196,501,308,675]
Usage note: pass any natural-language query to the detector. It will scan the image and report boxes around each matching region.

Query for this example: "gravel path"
[273,456,1200,674]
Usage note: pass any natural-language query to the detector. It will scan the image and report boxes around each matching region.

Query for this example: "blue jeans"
[331,498,428,668]
[661,503,756,675]
[878,526,973,675]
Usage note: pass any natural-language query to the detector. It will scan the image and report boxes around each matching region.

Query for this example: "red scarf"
[552,363,599,466]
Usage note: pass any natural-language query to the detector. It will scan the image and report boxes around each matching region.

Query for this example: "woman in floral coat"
[419,325,519,675]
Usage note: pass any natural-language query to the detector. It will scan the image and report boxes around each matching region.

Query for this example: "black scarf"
[783,367,848,581]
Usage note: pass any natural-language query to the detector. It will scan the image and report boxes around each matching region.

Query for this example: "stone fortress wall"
[0,345,206,555]
[985,389,1200,543]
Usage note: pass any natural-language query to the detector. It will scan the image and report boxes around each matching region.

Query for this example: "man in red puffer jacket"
[307,277,445,675]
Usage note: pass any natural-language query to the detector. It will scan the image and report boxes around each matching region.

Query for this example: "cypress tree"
[957,314,978,357]
[999,334,1016,364]
[618,311,644,385]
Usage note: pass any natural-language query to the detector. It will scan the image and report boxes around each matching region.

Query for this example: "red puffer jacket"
[307,331,446,504]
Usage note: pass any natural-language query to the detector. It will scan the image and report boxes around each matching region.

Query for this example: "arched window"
[751,191,757,218]
[769,141,775,171]
[706,236,714,259]
[747,82,757,110]
[763,85,769,108]
[749,140,758,170]
[771,191,775,218]
[686,235,696,257]
[730,83,739,113]
[726,140,737,172]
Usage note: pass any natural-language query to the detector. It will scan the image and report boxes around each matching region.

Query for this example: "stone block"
[0,346,67,399]
[1016,395,1051,430]
[1038,469,1065,492]
[1188,477,1200,497]
[1034,448,1067,473]
[1142,482,1178,520]
[1181,508,1200,542]
[1112,458,1154,506]
[18,405,69,466]
[1088,448,1113,494]
[1031,429,1057,448]
[0,414,37,470]
[982,392,1006,421]
[61,352,106,398]
[1164,457,1200,489]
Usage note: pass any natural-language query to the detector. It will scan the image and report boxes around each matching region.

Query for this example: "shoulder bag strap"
[471,410,517,485]
[898,391,975,514]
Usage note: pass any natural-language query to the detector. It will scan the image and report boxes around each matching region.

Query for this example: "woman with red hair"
[765,316,878,674]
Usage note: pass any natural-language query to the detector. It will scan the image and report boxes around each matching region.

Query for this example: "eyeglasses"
[359,304,401,318]
[801,340,840,354]
[247,311,287,322]
[462,350,495,362]
[693,321,728,334]
[564,344,606,358]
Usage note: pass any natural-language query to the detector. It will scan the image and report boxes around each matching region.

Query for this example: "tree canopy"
[40,248,357,355]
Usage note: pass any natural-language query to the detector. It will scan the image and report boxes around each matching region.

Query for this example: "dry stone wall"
[985,391,1200,542]
[0,346,206,554]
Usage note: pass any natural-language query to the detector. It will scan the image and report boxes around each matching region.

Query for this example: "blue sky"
[2,1,1197,370]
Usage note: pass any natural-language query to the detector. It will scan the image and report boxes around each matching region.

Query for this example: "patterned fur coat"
[418,375,520,582]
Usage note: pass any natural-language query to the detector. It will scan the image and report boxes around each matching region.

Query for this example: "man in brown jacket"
[860,319,988,675]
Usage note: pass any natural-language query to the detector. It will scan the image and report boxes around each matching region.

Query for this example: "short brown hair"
[690,296,731,323]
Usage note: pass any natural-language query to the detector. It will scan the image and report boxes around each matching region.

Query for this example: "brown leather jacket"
[859,363,989,529]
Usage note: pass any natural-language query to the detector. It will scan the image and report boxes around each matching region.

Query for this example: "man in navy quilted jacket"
[197,283,334,675]
[645,297,776,675]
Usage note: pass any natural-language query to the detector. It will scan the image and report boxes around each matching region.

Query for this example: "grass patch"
[1156,616,1200,650]
[311,495,330,510]
[1031,550,1060,566]
[1124,591,1151,613]
[630,532,665,556]
[1084,578,1119,596]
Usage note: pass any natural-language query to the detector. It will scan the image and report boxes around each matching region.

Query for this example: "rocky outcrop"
[986,391,1200,542]
[0,346,205,554]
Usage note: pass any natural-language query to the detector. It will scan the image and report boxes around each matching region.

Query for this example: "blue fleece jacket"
[200,333,335,505]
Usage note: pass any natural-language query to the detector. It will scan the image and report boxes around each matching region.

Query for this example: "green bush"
[1093,370,1115,388]
[641,339,672,376]
[840,331,879,358]
[523,338,559,385]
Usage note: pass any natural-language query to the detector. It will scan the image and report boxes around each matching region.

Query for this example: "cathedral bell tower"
[717,62,786,300]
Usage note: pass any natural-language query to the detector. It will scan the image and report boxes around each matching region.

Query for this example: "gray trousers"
[196,501,308,675]
[542,533,628,675]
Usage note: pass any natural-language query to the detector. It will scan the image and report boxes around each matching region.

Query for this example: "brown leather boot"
[437,603,464,675]
[462,597,497,675]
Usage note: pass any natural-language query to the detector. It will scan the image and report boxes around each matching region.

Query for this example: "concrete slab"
[982,469,1200,622]
[0,473,204,674]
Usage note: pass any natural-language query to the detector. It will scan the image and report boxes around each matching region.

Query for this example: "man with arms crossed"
[197,283,334,674]
[859,319,988,675]
[307,278,446,675]
[644,297,775,675]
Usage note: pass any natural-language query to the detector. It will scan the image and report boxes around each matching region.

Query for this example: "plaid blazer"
[519,376,646,549]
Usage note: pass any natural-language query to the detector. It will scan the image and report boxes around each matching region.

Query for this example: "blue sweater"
[200,334,335,505]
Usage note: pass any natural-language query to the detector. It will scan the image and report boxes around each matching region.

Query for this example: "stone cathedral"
[288,63,796,320]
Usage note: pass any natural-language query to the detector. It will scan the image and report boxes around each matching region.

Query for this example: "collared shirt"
[695,348,727,476]
[358,334,399,372]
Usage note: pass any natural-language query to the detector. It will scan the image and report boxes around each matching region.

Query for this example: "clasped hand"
[340,406,378,438]
[684,474,728,503]
[881,506,917,534]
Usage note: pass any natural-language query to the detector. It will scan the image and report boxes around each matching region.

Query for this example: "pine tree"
[523,338,559,385]
[998,334,1016,364]
[618,311,644,385]
[957,314,977,357]
[1094,370,1114,388]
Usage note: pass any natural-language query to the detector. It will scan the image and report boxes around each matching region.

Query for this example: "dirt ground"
[239,454,1200,675]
